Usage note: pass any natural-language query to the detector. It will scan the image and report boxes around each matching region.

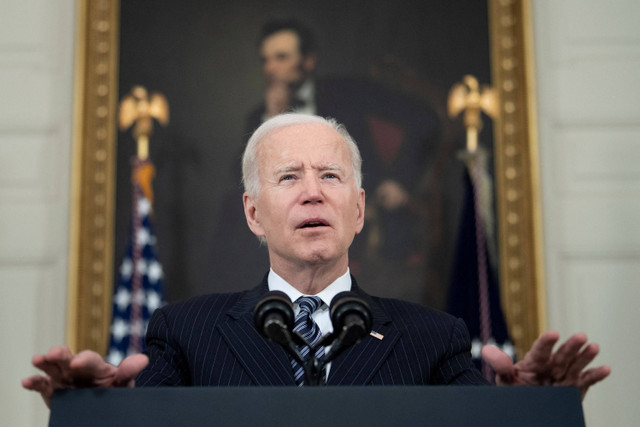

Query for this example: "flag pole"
[107,86,169,364]
[448,75,501,381]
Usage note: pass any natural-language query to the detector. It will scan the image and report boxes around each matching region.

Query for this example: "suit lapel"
[217,274,401,386]
[326,280,401,385]
[217,278,296,386]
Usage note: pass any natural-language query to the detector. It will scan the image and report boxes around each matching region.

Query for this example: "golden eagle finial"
[118,86,169,159]
[447,75,498,152]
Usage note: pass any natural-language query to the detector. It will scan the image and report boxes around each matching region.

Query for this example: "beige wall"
[533,0,640,425]
[1,0,638,425]
[0,0,74,425]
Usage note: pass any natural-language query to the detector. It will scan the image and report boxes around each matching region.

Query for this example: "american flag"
[106,158,165,366]
[447,151,513,382]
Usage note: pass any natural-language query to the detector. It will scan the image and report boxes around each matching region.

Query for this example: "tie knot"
[296,296,322,315]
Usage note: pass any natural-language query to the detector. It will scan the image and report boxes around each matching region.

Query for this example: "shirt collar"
[295,78,315,105]
[267,267,351,307]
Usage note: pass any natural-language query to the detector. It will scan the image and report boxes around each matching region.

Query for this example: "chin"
[299,246,346,266]
[298,251,331,265]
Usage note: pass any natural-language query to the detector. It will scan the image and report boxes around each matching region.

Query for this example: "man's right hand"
[21,346,149,408]
[265,81,292,118]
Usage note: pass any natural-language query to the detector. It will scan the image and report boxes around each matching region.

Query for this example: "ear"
[302,53,317,73]
[355,188,365,234]
[243,192,266,237]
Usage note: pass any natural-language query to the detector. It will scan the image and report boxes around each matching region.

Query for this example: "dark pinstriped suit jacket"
[136,276,487,387]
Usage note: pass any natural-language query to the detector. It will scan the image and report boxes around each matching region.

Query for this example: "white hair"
[242,113,363,197]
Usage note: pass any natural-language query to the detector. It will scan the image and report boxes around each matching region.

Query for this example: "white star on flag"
[138,198,151,216]
[114,288,131,312]
[471,338,483,359]
[147,290,162,312]
[501,341,515,358]
[106,349,125,367]
[136,227,150,246]
[111,318,129,343]
[147,261,163,284]
[120,258,133,279]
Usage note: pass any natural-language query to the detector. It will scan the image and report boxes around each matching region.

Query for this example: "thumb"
[114,354,149,387]
[481,345,515,384]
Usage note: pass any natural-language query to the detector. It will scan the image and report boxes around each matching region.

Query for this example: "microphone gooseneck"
[253,290,373,386]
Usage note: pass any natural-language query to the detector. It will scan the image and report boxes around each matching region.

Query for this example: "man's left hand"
[481,331,611,399]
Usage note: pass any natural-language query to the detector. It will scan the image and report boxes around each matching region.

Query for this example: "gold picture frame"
[67,0,545,359]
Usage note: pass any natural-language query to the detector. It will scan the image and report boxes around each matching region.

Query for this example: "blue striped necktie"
[291,296,325,386]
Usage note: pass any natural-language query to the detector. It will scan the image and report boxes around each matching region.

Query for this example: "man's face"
[243,123,365,270]
[260,30,315,87]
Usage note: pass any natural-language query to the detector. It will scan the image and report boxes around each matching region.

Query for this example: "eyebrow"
[318,163,343,172]
[275,163,344,175]
[274,164,303,175]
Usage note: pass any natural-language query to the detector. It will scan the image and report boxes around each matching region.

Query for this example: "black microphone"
[253,291,322,385]
[253,291,295,346]
[323,292,373,362]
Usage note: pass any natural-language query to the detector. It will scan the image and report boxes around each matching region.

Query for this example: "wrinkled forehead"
[257,123,348,160]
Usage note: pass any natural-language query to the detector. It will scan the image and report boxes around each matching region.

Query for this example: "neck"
[269,257,348,295]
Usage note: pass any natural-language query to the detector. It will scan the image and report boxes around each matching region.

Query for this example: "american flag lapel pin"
[370,330,384,340]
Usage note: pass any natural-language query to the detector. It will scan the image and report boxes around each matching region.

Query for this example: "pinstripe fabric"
[135,275,488,387]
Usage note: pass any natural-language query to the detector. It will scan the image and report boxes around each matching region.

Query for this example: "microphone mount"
[254,290,373,386]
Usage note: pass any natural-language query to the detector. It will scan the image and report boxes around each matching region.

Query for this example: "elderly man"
[23,114,609,405]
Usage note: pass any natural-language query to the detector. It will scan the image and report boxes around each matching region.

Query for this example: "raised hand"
[22,346,148,407]
[482,331,611,399]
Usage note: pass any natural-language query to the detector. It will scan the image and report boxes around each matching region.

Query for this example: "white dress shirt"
[267,267,352,379]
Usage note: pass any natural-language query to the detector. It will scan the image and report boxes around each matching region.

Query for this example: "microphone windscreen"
[329,291,373,335]
[253,291,295,338]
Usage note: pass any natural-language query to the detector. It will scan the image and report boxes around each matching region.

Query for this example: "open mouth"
[298,219,329,229]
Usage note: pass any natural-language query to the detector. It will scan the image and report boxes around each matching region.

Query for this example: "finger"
[21,375,54,408]
[578,365,611,399]
[71,350,114,373]
[548,333,588,380]
[522,331,560,369]
[31,346,72,371]
[45,345,75,361]
[32,346,75,386]
[21,375,51,392]
[561,342,600,384]
[481,345,515,384]
[69,350,118,386]
[113,354,149,387]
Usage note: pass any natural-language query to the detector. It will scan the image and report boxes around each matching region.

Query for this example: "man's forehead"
[263,123,342,145]
[258,123,349,161]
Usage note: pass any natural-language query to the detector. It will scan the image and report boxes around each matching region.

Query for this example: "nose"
[301,175,323,204]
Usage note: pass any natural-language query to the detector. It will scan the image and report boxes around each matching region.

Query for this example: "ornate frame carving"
[68,0,544,357]
[67,0,120,353]
[489,0,546,356]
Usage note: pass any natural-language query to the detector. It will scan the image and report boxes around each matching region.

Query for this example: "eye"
[323,173,339,180]
[280,174,295,182]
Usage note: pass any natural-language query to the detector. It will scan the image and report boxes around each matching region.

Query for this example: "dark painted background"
[116,0,492,307]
